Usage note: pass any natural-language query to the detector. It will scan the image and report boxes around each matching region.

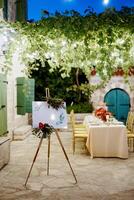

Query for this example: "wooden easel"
[24,88,77,186]
[24,129,77,186]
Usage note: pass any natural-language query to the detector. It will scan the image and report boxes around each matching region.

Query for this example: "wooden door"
[104,88,130,123]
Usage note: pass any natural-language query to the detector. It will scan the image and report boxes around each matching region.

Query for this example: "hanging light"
[103,0,109,5]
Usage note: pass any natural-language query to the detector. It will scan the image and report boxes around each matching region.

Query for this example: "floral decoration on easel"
[33,122,54,138]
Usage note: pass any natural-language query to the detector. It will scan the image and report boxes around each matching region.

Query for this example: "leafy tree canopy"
[1,6,134,84]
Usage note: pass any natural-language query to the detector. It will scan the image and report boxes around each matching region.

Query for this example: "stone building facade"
[0,16,31,140]
[90,75,134,112]
[0,0,27,22]
[0,0,30,141]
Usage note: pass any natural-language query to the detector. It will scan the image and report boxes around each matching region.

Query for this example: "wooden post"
[55,129,77,184]
[47,135,51,175]
[24,133,44,186]
[45,88,50,98]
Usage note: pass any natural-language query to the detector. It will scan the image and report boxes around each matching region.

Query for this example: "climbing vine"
[0,7,134,85]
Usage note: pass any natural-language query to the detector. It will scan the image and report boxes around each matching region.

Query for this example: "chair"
[70,110,85,129]
[126,112,134,133]
[127,125,134,151]
[70,110,88,154]
[126,112,134,151]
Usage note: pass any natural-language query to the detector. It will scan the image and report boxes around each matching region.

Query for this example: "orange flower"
[95,108,111,122]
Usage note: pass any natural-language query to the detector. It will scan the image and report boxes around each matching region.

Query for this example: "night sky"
[28,0,134,21]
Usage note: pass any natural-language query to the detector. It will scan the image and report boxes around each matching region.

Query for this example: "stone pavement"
[0,131,134,200]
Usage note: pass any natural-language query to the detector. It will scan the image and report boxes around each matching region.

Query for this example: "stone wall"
[7,76,28,139]
[0,137,10,169]
[0,26,30,140]
[0,8,3,20]
[90,75,134,111]
[7,51,28,139]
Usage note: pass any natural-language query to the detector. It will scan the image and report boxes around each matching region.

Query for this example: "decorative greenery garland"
[32,122,54,138]
[46,98,65,110]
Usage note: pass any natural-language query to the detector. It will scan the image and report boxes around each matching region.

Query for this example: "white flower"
[61,40,67,47]
[116,39,124,45]
[45,52,54,59]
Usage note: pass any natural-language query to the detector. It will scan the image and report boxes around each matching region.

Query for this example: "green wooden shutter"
[16,77,26,115]
[0,74,7,136]
[16,77,35,115]
[16,0,27,21]
[3,0,7,20]
[0,76,2,135]
[25,79,35,113]
[0,0,4,8]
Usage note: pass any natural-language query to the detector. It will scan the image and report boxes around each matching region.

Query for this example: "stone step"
[0,137,10,169]
[13,125,32,140]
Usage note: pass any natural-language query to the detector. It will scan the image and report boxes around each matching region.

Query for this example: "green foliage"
[67,83,94,101]
[30,60,91,107]
[67,102,93,113]
[46,98,65,110]
[1,7,134,86]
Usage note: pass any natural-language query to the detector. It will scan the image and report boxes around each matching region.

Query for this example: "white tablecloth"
[84,115,128,159]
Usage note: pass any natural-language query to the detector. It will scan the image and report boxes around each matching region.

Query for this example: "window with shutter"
[16,77,35,115]
[16,0,27,21]
[16,77,26,115]
[0,0,4,8]
[0,73,8,136]
[25,78,35,113]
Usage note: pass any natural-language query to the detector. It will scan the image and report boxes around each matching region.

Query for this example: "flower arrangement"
[32,122,54,138]
[95,108,111,122]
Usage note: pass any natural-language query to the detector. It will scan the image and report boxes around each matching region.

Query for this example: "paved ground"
[0,131,134,200]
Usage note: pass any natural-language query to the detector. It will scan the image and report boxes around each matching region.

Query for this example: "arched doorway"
[104,88,130,123]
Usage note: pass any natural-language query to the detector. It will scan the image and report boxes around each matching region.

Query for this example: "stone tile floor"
[0,131,134,200]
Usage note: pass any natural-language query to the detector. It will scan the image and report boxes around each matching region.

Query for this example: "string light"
[103,0,109,5]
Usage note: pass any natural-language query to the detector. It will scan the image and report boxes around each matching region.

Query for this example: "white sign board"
[32,101,68,129]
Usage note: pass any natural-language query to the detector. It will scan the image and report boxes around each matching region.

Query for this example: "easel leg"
[24,134,44,186]
[55,129,77,184]
[47,135,51,175]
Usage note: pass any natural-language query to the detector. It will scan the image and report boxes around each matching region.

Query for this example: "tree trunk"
[76,68,79,86]
[76,68,81,102]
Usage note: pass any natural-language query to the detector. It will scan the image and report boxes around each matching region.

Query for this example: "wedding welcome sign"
[32,101,68,129]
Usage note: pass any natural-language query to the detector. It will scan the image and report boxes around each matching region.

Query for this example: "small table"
[84,115,128,159]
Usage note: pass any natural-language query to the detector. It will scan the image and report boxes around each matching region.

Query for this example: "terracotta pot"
[114,68,124,76]
[129,67,134,76]
[91,69,96,76]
